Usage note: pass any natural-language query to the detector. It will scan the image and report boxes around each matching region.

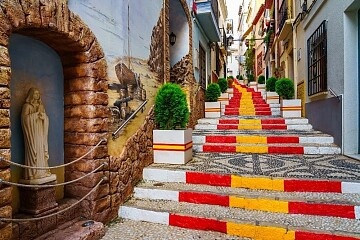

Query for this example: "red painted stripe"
[262,119,286,124]
[256,111,272,115]
[203,145,236,152]
[217,124,238,130]
[284,180,342,193]
[289,202,355,219]
[206,136,236,143]
[169,214,227,233]
[295,231,360,240]
[267,136,299,143]
[268,146,304,154]
[179,192,230,207]
[262,124,287,130]
[219,119,239,124]
[186,172,231,187]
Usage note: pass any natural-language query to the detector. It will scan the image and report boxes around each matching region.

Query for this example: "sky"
[226,0,241,39]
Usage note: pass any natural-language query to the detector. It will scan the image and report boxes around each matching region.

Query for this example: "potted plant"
[275,78,301,118]
[265,76,279,104]
[153,83,192,164]
[248,74,257,91]
[205,83,221,118]
[217,78,229,114]
[226,76,234,97]
[238,75,244,84]
[257,75,266,97]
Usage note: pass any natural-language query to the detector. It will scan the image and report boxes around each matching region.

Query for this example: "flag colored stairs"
[117,81,359,239]
[194,81,340,155]
[119,167,360,240]
[225,83,272,116]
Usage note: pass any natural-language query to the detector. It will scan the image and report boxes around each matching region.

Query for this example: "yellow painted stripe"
[239,119,261,125]
[281,107,302,111]
[238,124,262,130]
[236,145,268,153]
[236,136,267,144]
[218,98,229,101]
[227,222,295,240]
[231,175,285,191]
[205,108,221,112]
[153,142,193,151]
[267,96,279,99]
[229,196,289,213]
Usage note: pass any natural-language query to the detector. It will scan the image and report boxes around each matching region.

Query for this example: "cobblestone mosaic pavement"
[101,218,247,240]
[151,153,360,181]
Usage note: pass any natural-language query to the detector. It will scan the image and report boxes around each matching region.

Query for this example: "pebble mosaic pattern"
[152,153,360,181]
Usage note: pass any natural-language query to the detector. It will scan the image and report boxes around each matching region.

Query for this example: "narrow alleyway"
[102,80,360,239]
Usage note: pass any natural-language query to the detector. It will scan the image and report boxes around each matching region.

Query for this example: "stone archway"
[0,0,109,238]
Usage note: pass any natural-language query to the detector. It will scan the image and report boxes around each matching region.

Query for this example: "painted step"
[133,184,360,219]
[143,168,360,194]
[197,118,309,125]
[195,123,313,131]
[192,135,335,144]
[120,199,360,240]
[194,143,341,154]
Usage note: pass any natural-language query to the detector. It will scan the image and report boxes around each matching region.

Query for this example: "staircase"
[118,81,360,240]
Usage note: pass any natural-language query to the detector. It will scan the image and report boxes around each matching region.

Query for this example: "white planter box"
[205,102,221,118]
[218,93,229,107]
[280,99,302,118]
[257,84,266,97]
[153,129,193,164]
[249,82,257,91]
[266,91,279,104]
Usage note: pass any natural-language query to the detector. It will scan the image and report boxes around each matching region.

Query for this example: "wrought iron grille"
[307,20,327,96]
[278,0,288,31]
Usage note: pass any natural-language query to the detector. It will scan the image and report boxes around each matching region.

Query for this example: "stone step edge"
[119,206,360,240]
[136,181,360,205]
[194,144,341,155]
[192,135,334,144]
[133,187,360,219]
[195,125,313,131]
[197,119,309,124]
[143,168,360,194]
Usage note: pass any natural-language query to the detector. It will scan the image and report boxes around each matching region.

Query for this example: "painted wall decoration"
[68,0,165,155]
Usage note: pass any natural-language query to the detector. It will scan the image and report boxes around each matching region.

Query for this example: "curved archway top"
[0,0,106,69]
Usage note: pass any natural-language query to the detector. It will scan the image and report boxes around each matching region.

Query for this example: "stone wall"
[0,0,109,239]
[148,9,165,83]
[170,54,204,128]
[107,110,155,220]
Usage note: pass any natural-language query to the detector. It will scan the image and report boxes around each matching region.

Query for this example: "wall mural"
[69,0,165,156]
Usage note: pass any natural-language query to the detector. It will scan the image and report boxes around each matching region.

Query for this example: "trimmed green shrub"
[227,77,234,88]
[238,75,244,80]
[228,75,234,80]
[154,83,189,130]
[258,75,265,84]
[248,74,254,82]
[266,77,277,91]
[218,78,228,93]
[205,83,221,102]
[275,78,295,99]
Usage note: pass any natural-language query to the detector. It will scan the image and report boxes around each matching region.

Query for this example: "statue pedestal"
[19,174,58,217]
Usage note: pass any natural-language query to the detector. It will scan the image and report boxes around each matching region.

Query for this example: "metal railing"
[278,1,288,32]
[112,100,148,139]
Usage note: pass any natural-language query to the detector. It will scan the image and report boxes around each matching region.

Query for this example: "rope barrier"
[0,178,104,222]
[0,138,107,170]
[0,163,106,188]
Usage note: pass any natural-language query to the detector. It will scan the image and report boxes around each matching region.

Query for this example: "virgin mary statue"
[21,87,52,180]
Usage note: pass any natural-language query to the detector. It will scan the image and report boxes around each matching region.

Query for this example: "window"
[307,20,327,96]
[199,44,206,88]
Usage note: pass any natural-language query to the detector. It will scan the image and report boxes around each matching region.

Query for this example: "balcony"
[277,0,293,41]
[195,0,221,42]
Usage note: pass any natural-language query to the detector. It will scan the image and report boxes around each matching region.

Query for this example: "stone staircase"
[118,81,360,239]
